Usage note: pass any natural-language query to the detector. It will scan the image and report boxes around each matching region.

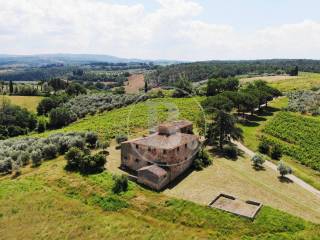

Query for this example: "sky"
[1,0,320,61]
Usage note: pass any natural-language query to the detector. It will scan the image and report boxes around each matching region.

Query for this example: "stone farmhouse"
[120,120,200,190]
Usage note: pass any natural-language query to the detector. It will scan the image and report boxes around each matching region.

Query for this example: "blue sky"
[1,0,320,60]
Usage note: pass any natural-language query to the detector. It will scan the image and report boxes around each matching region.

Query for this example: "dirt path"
[234,141,320,199]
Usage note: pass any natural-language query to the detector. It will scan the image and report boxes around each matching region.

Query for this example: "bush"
[277,161,293,177]
[31,150,42,167]
[193,149,212,170]
[116,134,128,144]
[67,136,85,150]
[79,154,106,174]
[223,145,238,159]
[49,107,76,129]
[18,152,30,166]
[42,144,58,160]
[258,140,270,155]
[37,117,47,133]
[65,147,84,171]
[65,147,106,174]
[251,154,265,169]
[193,159,203,171]
[271,145,282,160]
[98,141,110,150]
[0,158,12,174]
[112,175,128,194]
[85,132,98,147]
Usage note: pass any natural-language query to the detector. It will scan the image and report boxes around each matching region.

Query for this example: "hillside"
[0,157,319,239]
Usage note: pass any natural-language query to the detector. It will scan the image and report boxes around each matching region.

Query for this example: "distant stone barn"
[121,120,200,190]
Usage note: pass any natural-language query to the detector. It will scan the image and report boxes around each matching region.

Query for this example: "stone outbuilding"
[121,120,200,190]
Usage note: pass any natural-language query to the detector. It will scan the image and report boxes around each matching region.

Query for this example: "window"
[136,144,139,149]
[124,156,128,160]
[163,150,167,154]
[185,144,187,148]
[148,147,151,152]
[177,147,180,152]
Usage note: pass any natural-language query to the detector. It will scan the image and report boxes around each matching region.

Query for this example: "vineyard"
[263,112,320,171]
[36,97,206,140]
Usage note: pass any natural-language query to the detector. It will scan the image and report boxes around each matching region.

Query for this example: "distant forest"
[0,62,154,82]
[146,59,320,84]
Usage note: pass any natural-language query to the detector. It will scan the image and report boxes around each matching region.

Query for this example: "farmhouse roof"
[129,132,198,150]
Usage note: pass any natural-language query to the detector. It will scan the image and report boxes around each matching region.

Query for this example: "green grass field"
[0,157,319,239]
[2,95,43,113]
[240,72,320,92]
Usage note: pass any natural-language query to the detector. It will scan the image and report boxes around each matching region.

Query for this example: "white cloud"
[0,0,320,60]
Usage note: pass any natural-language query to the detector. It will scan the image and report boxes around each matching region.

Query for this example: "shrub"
[116,134,128,144]
[271,145,282,160]
[18,152,30,166]
[258,140,270,155]
[79,154,106,174]
[98,141,110,150]
[277,162,293,177]
[112,175,129,194]
[0,158,12,174]
[11,160,21,177]
[49,107,76,129]
[193,149,212,170]
[85,132,98,147]
[223,145,238,159]
[193,159,203,171]
[37,117,47,133]
[251,154,265,169]
[65,148,106,174]
[65,147,84,171]
[67,136,85,150]
[42,144,58,160]
[31,150,42,167]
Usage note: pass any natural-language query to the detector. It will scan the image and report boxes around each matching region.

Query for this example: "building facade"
[120,120,200,190]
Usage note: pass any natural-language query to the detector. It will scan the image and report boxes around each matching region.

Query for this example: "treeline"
[145,59,320,84]
[69,70,129,83]
[0,98,37,139]
[89,62,154,71]
[0,66,74,82]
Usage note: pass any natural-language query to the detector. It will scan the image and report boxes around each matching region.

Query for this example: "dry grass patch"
[3,95,43,112]
[164,154,320,223]
[125,74,145,94]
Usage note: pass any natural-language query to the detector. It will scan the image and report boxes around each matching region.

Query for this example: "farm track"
[234,140,320,199]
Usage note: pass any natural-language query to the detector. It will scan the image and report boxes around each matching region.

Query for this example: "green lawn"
[0,158,319,239]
